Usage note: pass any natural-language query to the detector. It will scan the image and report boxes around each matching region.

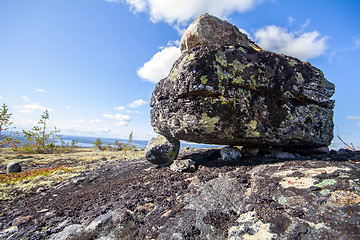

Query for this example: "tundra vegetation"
[93,131,135,151]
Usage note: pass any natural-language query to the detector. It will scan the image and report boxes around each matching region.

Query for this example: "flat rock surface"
[0,149,359,239]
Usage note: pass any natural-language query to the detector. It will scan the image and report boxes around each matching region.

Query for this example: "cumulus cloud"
[137,46,181,83]
[114,106,125,111]
[15,104,52,113]
[91,119,103,124]
[123,0,262,27]
[16,96,53,113]
[36,88,47,93]
[254,25,328,61]
[22,96,31,102]
[103,113,131,126]
[128,99,148,108]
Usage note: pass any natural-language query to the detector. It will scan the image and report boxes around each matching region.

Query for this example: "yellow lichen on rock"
[328,190,360,207]
[199,113,220,133]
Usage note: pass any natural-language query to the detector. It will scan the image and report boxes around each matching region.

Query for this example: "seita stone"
[150,14,335,148]
[145,135,180,167]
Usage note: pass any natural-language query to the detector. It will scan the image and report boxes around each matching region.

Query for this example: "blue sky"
[1,0,359,148]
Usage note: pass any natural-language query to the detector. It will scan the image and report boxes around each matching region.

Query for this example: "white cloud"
[128,99,148,108]
[114,106,125,111]
[15,103,53,113]
[254,25,328,60]
[78,119,85,122]
[347,116,360,120]
[17,96,53,113]
[115,121,128,126]
[137,46,181,83]
[126,110,140,114]
[288,16,295,24]
[36,88,47,93]
[123,0,261,28]
[22,96,31,102]
[0,96,2,100]
[91,119,103,124]
[103,113,131,126]
[105,0,121,3]
[124,0,147,12]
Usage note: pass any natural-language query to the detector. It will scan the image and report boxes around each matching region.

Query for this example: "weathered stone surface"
[180,13,252,54]
[6,162,21,174]
[151,29,335,148]
[170,159,196,173]
[145,135,180,166]
[1,148,360,239]
[220,146,242,162]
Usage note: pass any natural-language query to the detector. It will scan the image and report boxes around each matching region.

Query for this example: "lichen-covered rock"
[180,13,251,54]
[151,16,335,148]
[170,159,196,173]
[6,162,21,174]
[220,146,242,162]
[145,135,180,166]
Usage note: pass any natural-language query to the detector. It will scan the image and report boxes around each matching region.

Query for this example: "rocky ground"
[0,147,360,239]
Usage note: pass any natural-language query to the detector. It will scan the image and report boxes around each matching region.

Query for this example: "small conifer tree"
[0,103,20,148]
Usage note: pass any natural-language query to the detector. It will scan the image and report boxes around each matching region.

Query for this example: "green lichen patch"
[199,113,220,133]
[320,189,331,196]
[278,196,287,204]
[200,75,208,85]
[314,179,337,188]
[186,53,195,61]
[288,59,298,67]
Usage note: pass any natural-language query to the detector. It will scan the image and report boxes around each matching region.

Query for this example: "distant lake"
[61,135,219,149]
[3,132,221,150]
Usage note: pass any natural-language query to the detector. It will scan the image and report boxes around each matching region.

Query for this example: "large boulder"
[150,15,335,149]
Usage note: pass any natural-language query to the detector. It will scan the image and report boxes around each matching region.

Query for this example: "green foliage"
[13,110,78,154]
[93,138,104,150]
[94,132,136,152]
[114,140,126,151]
[113,132,135,151]
[0,103,20,148]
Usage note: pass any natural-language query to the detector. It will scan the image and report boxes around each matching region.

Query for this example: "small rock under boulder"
[145,135,180,167]
[170,159,196,173]
[220,146,242,162]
